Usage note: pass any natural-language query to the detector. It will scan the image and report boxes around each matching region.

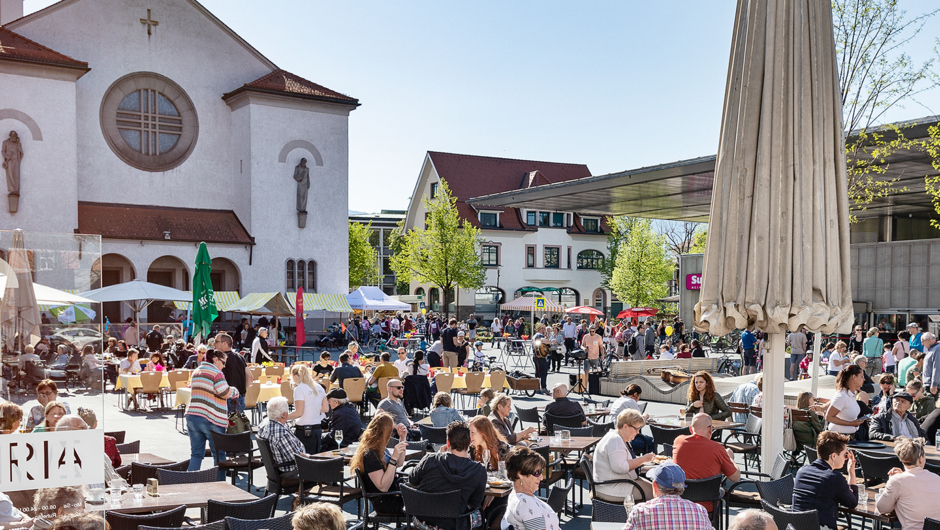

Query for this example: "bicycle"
[716,353,742,377]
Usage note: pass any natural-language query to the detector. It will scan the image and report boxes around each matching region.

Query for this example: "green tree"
[688,226,708,254]
[390,179,486,317]
[348,221,379,290]
[609,218,674,308]
[599,216,640,289]
[924,124,940,228]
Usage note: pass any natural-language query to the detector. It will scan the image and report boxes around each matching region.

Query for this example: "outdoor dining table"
[116,373,169,390]
[175,382,281,408]
[874,439,940,461]
[537,406,610,418]
[450,373,511,390]
[305,448,424,463]
[840,486,899,530]
[85,481,257,515]
[529,435,601,453]
[120,453,175,466]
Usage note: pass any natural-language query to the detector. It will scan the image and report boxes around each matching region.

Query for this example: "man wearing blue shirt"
[740,327,757,375]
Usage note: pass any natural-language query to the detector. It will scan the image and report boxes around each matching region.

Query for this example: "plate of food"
[487,479,510,488]
[653,454,670,463]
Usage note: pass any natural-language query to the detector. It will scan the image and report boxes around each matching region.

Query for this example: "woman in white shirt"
[825,364,867,436]
[827,341,849,376]
[592,409,655,503]
[286,364,328,454]
[504,446,561,530]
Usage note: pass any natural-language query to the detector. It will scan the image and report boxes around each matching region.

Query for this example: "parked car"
[51,328,102,352]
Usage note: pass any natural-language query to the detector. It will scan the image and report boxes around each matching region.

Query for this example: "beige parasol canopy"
[694,0,854,465]
[0,229,41,352]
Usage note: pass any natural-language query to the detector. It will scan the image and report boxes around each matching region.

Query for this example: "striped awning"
[225,292,294,315]
[172,291,241,312]
[289,293,352,313]
[500,295,565,312]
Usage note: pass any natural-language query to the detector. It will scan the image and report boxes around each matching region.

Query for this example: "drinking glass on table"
[858,488,868,506]
[483,449,491,471]
[133,484,145,500]
[335,430,343,448]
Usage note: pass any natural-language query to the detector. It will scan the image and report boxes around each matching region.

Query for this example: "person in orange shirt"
[580,326,604,373]
[672,413,741,515]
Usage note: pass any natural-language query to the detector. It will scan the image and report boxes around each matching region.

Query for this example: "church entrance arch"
[147,256,189,322]
[93,254,136,324]
[210,257,240,292]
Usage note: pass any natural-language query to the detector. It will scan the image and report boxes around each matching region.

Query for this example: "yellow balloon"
[666,326,674,336]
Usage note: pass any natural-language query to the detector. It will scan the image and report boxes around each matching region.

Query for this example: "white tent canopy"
[346,286,410,311]
[0,273,95,306]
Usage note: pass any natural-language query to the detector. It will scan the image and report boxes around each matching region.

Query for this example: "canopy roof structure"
[500,295,565,312]
[225,292,295,316]
[346,287,410,311]
[466,117,940,223]
[290,293,353,313]
[0,274,94,307]
[172,291,242,312]
[79,279,190,314]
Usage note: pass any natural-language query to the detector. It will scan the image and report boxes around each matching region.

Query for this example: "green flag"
[192,242,218,339]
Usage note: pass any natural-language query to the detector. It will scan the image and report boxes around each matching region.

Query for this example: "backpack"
[628,336,638,355]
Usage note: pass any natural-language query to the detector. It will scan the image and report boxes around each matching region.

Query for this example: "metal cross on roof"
[140,9,158,36]
[0,40,15,54]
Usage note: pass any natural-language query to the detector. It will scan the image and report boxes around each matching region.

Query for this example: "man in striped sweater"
[185,348,239,479]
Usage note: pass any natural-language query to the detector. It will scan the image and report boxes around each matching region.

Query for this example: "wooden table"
[877,439,940,460]
[175,382,280,408]
[305,448,424,463]
[117,373,169,390]
[85,482,257,514]
[529,435,601,453]
[120,453,175,466]
[485,484,512,498]
[840,487,898,530]
[647,417,744,431]
[537,406,610,418]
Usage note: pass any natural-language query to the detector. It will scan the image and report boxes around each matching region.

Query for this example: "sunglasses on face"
[391,386,404,390]
[528,469,543,478]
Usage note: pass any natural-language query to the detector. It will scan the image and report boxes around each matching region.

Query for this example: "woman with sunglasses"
[504,446,561,530]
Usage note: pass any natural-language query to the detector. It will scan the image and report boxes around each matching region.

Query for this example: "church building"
[0,0,357,322]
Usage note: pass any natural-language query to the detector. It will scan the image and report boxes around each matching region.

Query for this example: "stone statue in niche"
[293,158,310,228]
[2,131,22,214]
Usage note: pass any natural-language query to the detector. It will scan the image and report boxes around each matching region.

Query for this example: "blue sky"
[25,0,940,214]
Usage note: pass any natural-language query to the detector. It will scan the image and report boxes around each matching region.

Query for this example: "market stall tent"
[346,286,410,311]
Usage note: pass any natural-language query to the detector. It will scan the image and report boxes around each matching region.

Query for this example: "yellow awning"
[172,291,241,312]
[288,293,353,313]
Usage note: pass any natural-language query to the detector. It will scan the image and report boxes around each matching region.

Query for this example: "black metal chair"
[760,499,820,530]
[724,452,792,524]
[210,431,264,491]
[579,455,647,503]
[756,475,794,508]
[925,517,940,530]
[114,464,132,483]
[354,467,405,529]
[855,451,902,487]
[105,505,186,530]
[544,413,584,435]
[116,440,140,454]
[387,436,431,455]
[533,444,566,493]
[418,424,447,444]
[925,461,940,477]
[662,444,673,457]
[225,513,294,530]
[156,466,218,485]
[461,408,479,418]
[723,414,762,471]
[515,406,541,432]
[591,498,628,523]
[681,474,724,529]
[130,459,190,484]
[105,431,126,444]
[649,424,690,453]
[804,445,818,462]
[538,471,574,517]
[400,483,475,529]
[256,438,300,503]
[590,419,614,437]
[565,425,594,437]
[206,494,278,523]
[295,454,362,509]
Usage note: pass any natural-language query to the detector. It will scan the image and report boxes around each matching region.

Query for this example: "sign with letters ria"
[0,430,104,491]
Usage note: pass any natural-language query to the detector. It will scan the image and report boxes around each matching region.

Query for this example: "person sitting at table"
[145,351,166,372]
[292,502,346,530]
[593,409,656,503]
[430,392,463,427]
[31,401,67,432]
[468,415,511,519]
[622,462,711,530]
[869,391,926,441]
[329,351,363,389]
[257,396,304,480]
[477,388,496,417]
[827,341,851,376]
[685,371,731,420]
[410,350,430,376]
[81,344,118,387]
[378,378,421,440]
[119,349,142,375]
[489,393,536,445]
[286,364,328,455]
[502,445,561,530]
[826,364,868,437]
[874,435,940,529]
[871,372,896,411]
[409,420,487,530]
[675,344,692,359]
[26,380,70,430]
[673,413,740,515]
[791,430,858,530]
[793,391,826,449]
[543,382,586,427]
[393,347,411,377]
[183,344,208,369]
[366,352,400,406]
[0,402,23,434]
[312,351,334,379]
[351,412,409,515]
[905,379,936,421]
[320,388,362,450]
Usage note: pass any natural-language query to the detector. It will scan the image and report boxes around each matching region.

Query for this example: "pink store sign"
[686,274,702,290]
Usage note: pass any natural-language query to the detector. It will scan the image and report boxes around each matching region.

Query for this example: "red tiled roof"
[427,152,603,232]
[0,27,88,70]
[78,202,252,245]
[223,69,359,106]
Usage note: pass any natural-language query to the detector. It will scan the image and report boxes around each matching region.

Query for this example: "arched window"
[429,287,440,312]
[558,288,579,307]
[286,260,295,291]
[297,261,306,290]
[415,287,425,298]
[593,289,607,311]
[577,250,605,270]
[307,261,316,292]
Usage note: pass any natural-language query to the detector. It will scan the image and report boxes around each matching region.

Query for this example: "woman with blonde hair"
[488,393,536,444]
[875,436,940,528]
[292,502,345,530]
[686,371,731,420]
[32,401,67,432]
[0,402,23,433]
[286,364,328,454]
[862,326,885,376]
[350,412,408,514]
[793,391,826,448]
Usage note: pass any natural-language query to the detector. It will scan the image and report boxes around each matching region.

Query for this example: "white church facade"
[0,0,357,322]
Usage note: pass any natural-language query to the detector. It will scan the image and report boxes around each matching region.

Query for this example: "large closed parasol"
[0,229,41,353]
[694,0,854,465]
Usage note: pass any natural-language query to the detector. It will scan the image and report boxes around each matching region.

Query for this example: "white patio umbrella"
[0,229,41,352]
[79,279,191,335]
[0,273,96,306]
[694,0,854,466]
